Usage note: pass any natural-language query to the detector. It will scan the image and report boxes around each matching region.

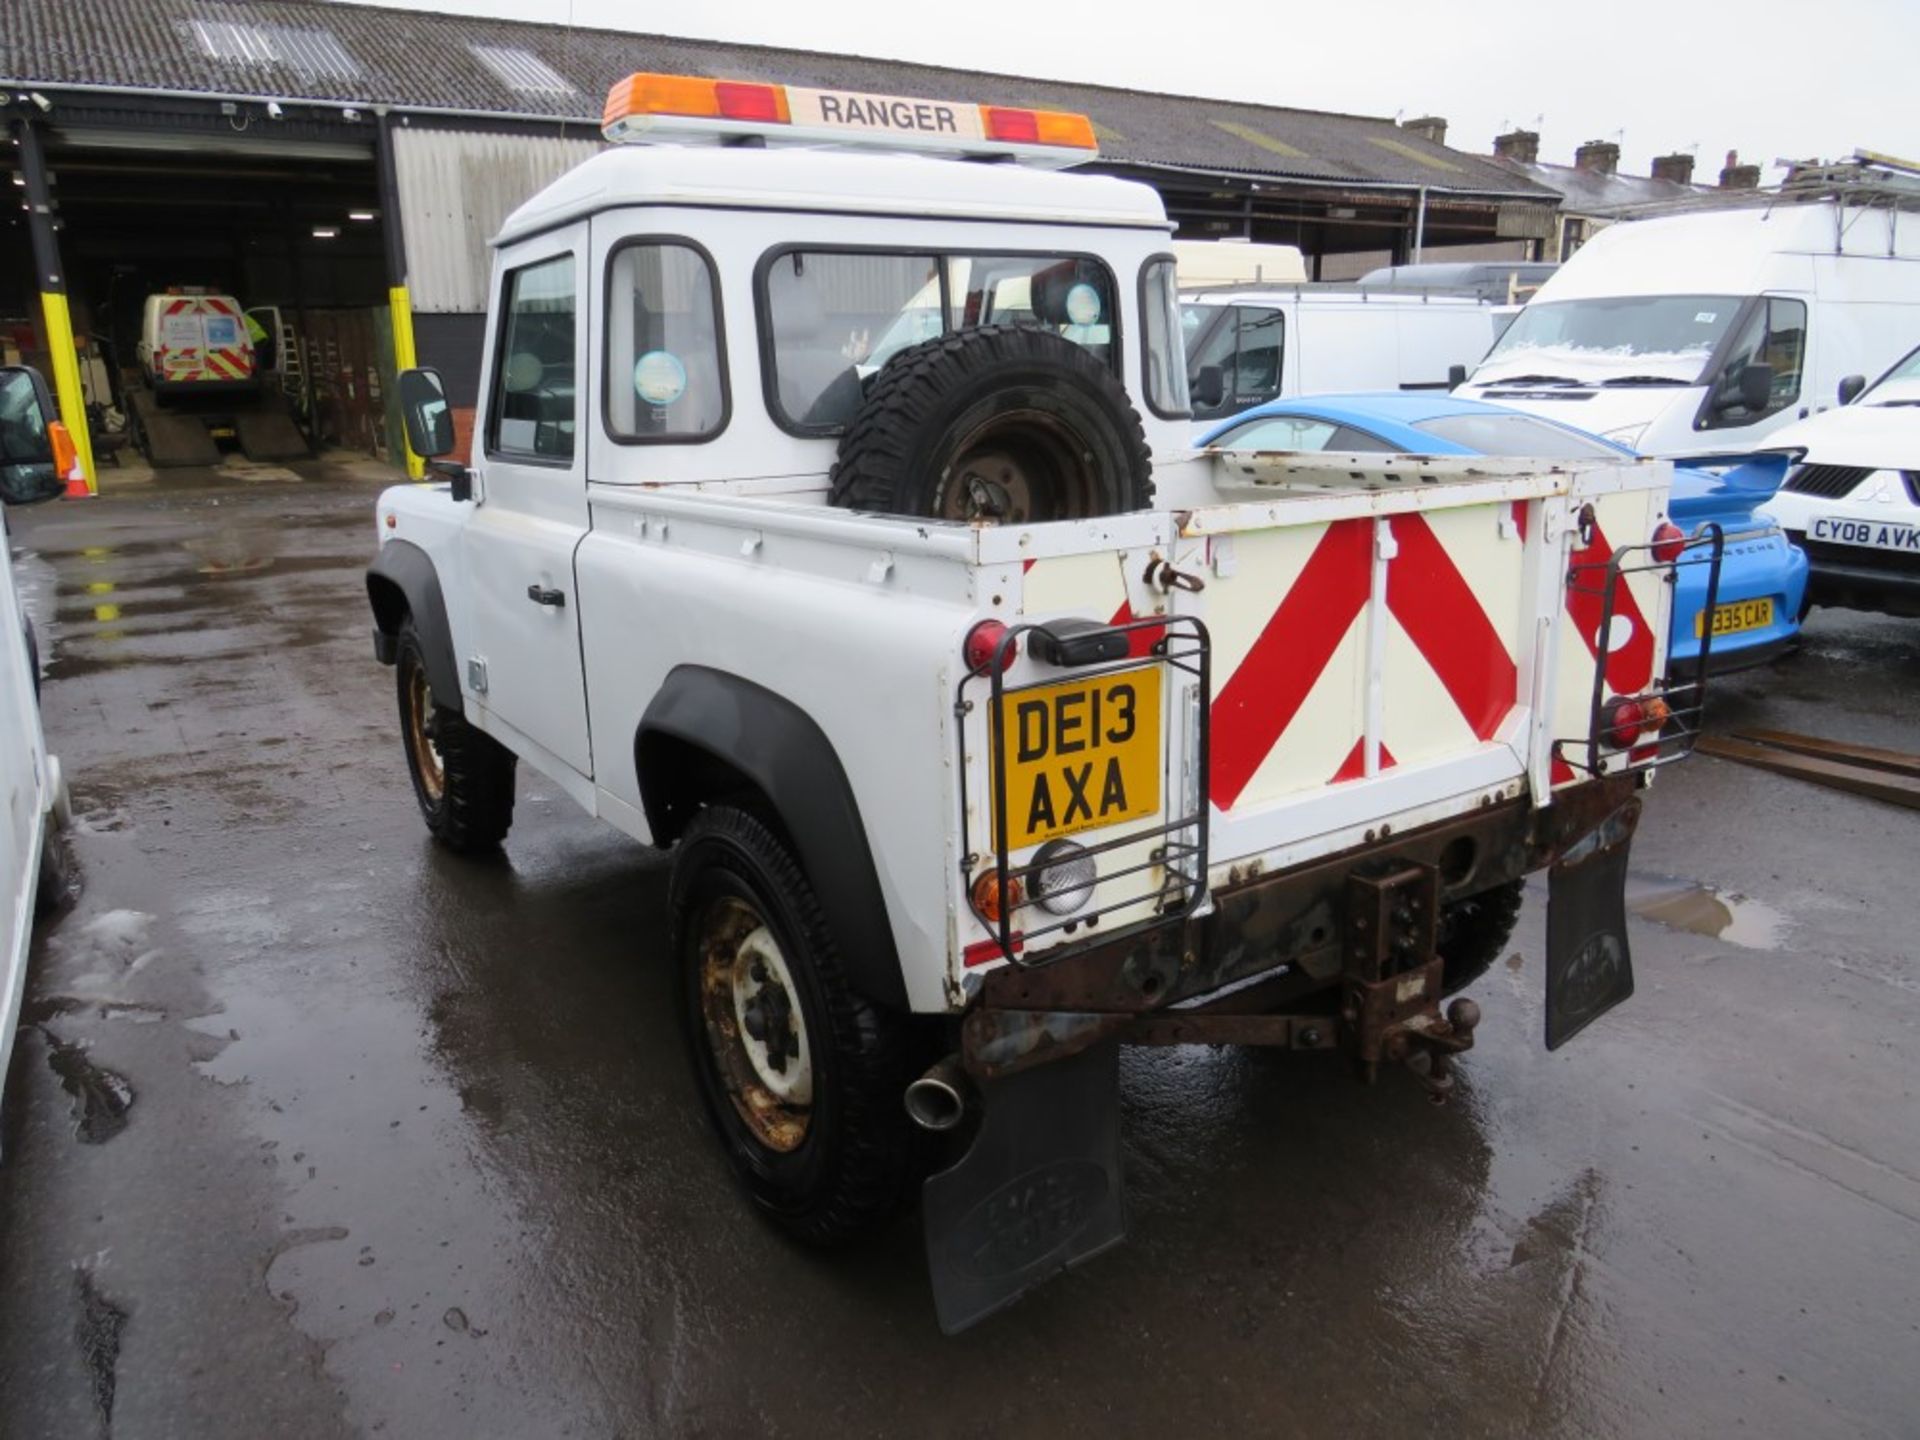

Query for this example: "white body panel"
[1760,388,1920,570]
[2,522,61,1120]
[375,142,1674,1016]
[1460,203,1920,456]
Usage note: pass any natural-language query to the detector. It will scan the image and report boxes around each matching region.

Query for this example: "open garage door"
[0,97,401,478]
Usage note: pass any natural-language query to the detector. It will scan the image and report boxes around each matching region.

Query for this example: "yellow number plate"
[997,668,1162,850]
[1694,597,1774,638]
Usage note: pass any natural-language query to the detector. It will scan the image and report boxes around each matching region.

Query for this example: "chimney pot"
[1718,149,1760,189]
[1401,115,1447,146]
[1574,140,1621,176]
[1492,129,1540,165]
[1650,152,1696,186]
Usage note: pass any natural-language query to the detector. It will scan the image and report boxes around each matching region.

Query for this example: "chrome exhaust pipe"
[904,1055,971,1132]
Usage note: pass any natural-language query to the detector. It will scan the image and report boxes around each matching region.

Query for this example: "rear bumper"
[1791,532,1920,618]
[1667,529,1807,669]
[962,773,1640,1074]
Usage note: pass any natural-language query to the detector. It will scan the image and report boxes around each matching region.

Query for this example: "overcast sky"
[346,0,1915,181]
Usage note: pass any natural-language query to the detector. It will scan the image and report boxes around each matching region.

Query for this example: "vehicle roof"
[496,143,1171,245]
[1527,201,1920,302]
[1359,261,1558,285]
[1198,390,1640,455]
[1181,286,1492,309]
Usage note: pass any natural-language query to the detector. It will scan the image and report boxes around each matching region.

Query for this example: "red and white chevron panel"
[1207,508,1526,812]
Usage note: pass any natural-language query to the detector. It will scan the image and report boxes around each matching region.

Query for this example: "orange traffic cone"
[50,421,91,498]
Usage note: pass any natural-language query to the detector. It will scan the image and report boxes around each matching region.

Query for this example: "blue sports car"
[1198,392,1808,673]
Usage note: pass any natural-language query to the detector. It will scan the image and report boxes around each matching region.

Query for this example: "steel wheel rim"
[697,894,813,1153]
[406,665,446,802]
[938,408,1094,523]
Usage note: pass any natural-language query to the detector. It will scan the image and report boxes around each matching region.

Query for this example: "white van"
[1182,286,1502,423]
[1458,198,1920,456]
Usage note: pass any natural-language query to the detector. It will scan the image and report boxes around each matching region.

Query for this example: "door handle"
[526,584,566,608]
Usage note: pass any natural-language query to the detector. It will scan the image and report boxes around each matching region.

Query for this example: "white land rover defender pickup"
[366,73,1717,1333]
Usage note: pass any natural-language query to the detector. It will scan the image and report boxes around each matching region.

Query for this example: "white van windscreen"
[1477,295,1743,385]
[762,251,1116,432]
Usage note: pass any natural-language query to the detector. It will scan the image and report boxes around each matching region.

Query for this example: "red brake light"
[714,81,789,123]
[1651,521,1686,564]
[1602,697,1648,748]
[982,107,1040,144]
[964,619,1017,673]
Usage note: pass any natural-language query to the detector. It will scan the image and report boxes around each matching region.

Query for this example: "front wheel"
[671,804,919,1246]
[394,622,516,852]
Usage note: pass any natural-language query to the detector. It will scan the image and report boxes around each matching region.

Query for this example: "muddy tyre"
[829,324,1153,522]
[1438,879,1526,995]
[672,804,918,1246]
[395,622,515,852]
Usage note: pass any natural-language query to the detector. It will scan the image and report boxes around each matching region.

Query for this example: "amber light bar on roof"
[602,72,1098,168]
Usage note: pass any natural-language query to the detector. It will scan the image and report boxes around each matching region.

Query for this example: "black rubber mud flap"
[1545,800,1640,1051]
[922,1039,1126,1335]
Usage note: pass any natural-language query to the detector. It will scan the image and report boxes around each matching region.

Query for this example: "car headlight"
[1030,839,1097,916]
[1600,422,1650,450]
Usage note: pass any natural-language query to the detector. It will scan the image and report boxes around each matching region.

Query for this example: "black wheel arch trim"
[638,665,907,1011]
[366,540,461,709]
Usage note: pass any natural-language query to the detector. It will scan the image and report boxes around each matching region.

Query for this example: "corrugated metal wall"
[393,127,601,313]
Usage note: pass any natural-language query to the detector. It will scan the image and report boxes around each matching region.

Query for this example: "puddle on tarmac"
[1626,874,1787,950]
[43,1032,136,1143]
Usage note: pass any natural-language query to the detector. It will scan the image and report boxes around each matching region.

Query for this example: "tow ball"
[1340,864,1479,1103]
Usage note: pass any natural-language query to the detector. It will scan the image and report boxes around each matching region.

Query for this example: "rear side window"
[488,254,577,462]
[758,249,1118,434]
[1140,257,1191,418]
[605,240,727,443]
[1412,412,1620,458]
[1211,414,1396,453]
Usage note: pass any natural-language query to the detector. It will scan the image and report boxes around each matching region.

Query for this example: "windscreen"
[1477,295,1744,385]
[1865,342,1920,403]
[762,251,1116,431]
[1413,412,1622,458]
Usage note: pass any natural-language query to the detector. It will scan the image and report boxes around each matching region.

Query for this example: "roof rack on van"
[1621,150,1920,224]
[1180,281,1495,305]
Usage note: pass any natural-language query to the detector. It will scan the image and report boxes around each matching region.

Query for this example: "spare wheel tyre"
[828,324,1153,522]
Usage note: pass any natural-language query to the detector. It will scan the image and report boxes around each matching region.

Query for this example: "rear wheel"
[672,804,918,1245]
[1437,879,1526,995]
[394,622,515,852]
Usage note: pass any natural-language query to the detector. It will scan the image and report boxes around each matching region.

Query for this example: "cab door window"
[488,254,577,462]
[1183,304,1285,418]
[1700,296,1807,429]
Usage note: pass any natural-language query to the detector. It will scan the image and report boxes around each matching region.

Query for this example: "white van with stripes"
[365,71,1714,1334]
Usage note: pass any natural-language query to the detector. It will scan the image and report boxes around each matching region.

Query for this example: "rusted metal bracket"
[1338,864,1478,1098]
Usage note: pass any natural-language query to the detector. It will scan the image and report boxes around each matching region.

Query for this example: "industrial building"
[2,0,1560,479]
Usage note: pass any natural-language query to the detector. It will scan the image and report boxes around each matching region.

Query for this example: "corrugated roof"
[0,0,1554,198]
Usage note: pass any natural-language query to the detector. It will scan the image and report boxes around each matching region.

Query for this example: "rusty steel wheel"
[695,894,815,1154]
[394,621,515,853]
[404,662,446,803]
[671,804,921,1246]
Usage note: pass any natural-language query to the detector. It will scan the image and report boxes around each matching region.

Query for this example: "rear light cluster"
[1602,695,1672,749]
[963,619,1017,673]
[1650,520,1686,565]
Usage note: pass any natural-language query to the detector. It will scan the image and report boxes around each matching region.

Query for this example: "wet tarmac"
[3,475,1919,1438]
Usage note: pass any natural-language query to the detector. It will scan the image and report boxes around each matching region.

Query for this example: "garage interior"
[2,93,403,474]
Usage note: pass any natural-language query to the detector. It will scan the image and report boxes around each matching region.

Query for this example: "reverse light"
[970,868,1023,924]
[1030,839,1097,916]
[963,619,1017,673]
[1651,521,1686,564]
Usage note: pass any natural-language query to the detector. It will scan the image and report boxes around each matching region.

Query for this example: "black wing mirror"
[1737,361,1775,413]
[398,368,455,459]
[1447,363,1468,390]
[1837,373,1867,405]
[1191,364,1226,411]
[0,364,67,506]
